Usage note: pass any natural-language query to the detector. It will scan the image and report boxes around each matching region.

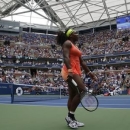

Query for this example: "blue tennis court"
[0,95,130,109]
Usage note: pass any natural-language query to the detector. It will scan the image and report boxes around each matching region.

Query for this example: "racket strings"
[81,93,98,111]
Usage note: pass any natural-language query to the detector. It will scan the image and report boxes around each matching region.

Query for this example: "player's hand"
[67,72,73,82]
[89,72,98,81]
[68,72,73,78]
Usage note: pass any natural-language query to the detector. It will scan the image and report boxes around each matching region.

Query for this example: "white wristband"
[87,71,91,75]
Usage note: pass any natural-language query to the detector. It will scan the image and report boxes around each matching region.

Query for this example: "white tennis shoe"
[68,120,78,129]
[65,116,84,128]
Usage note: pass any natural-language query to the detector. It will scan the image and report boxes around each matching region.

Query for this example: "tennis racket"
[67,76,99,112]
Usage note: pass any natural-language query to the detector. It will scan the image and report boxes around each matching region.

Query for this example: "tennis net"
[11,84,68,103]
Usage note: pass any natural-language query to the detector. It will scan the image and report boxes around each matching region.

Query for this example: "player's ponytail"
[56,28,72,46]
[56,31,67,46]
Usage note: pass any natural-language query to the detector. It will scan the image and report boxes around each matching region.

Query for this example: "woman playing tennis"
[56,28,97,129]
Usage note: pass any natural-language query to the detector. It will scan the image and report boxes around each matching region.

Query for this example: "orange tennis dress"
[61,41,82,81]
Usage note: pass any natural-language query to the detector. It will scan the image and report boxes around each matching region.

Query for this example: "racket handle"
[72,79,77,86]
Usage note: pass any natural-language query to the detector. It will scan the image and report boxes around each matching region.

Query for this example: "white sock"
[69,111,74,114]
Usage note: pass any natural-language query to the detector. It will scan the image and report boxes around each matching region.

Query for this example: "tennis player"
[56,28,97,129]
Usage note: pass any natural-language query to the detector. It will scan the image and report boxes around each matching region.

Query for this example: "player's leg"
[67,82,77,111]
[69,74,86,112]
[66,74,86,127]
[65,82,79,128]
[61,70,85,128]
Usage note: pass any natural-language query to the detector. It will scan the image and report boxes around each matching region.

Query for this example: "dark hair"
[56,28,70,46]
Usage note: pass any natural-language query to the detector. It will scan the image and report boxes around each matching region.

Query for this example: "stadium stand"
[0,28,130,95]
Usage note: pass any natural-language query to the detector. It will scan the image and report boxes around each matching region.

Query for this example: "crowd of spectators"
[0,45,51,58]
[0,68,66,88]
[78,29,117,44]
[0,28,130,95]
[0,65,129,94]
[0,32,56,45]
[0,29,130,58]
[85,55,130,64]
[84,66,130,95]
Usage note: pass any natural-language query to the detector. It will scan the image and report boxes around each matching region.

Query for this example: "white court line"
[0,97,10,98]
[1,101,130,106]
[98,107,130,110]
[0,103,130,110]
[100,104,130,105]
[98,99,130,100]
[0,101,10,103]
[0,102,130,106]
[1,98,130,100]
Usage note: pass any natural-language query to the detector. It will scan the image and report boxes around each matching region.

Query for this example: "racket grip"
[71,79,77,86]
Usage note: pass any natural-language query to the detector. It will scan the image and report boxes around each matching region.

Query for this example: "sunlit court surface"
[0,96,130,130]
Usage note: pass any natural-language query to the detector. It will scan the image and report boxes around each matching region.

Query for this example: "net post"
[11,84,14,104]
[60,87,61,99]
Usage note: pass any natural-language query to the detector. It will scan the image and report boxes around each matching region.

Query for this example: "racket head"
[67,75,99,112]
[80,91,99,112]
